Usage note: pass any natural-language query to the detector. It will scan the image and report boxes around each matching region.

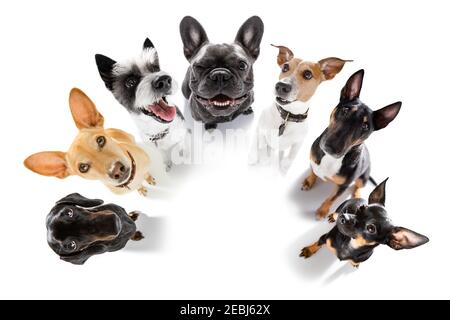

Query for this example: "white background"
[1,0,448,299]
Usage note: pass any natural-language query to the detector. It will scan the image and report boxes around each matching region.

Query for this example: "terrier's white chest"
[311,152,344,181]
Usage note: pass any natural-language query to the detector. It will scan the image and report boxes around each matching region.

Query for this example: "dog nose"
[108,161,127,181]
[340,213,356,226]
[275,82,292,95]
[208,68,232,84]
[152,75,172,92]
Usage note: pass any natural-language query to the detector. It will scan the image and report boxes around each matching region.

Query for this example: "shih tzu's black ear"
[56,193,104,208]
[95,54,117,91]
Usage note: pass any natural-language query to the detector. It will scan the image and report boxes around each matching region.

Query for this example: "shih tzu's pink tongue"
[148,99,176,122]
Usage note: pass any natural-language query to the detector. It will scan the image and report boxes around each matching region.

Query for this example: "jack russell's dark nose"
[208,68,232,85]
[276,82,292,95]
[109,161,127,181]
[152,75,172,92]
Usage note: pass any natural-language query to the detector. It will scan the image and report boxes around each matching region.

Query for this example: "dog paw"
[131,231,145,241]
[243,107,253,115]
[138,187,148,197]
[301,179,313,191]
[315,207,329,220]
[146,175,156,185]
[350,261,360,269]
[128,211,141,221]
[205,123,218,131]
[300,247,313,259]
[328,213,337,224]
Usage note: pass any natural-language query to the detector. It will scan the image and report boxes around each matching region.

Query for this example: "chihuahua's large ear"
[69,88,104,129]
[368,177,388,206]
[56,193,104,207]
[24,151,70,179]
[319,58,352,81]
[235,16,264,60]
[340,69,364,102]
[387,227,429,250]
[180,16,209,61]
[373,102,402,131]
[271,44,294,66]
[95,54,117,91]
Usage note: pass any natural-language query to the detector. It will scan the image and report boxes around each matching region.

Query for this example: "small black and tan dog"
[300,179,429,267]
[302,69,402,219]
[46,193,144,265]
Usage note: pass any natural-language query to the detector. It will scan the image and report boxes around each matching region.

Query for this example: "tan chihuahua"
[24,88,155,196]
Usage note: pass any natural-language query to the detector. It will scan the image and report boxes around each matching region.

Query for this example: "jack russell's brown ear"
[24,151,70,179]
[319,57,352,80]
[69,88,104,130]
[271,44,294,66]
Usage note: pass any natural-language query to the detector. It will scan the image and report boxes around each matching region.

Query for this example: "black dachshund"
[46,193,144,265]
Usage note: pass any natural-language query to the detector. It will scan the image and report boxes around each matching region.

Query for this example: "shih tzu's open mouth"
[275,96,294,106]
[140,97,177,123]
[196,94,248,109]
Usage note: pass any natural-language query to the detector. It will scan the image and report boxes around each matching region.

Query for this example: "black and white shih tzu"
[96,39,190,171]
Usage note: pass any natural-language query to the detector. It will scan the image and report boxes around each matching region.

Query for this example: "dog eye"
[96,136,106,148]
[282,64,290,73]
[79,163,90,173]
[342,107,350,115]
[125,77,138,88]
[239,61,248,71]
[303,70,313,80]
[366,224,377,234]
[66,209,74,218]
[362,123,369,131]
[69,241,77,251]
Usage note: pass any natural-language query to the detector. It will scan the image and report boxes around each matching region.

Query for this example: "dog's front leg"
[279,142,302,174]
[316,184,348,219]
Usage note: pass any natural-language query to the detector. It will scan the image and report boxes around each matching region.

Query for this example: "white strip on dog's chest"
[311,152,344,181]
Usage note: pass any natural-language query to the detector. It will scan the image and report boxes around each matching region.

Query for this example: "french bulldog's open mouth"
[116,152,136,189]
[276,96,294,106]
[196,94,248,109]
[140,97,177,123]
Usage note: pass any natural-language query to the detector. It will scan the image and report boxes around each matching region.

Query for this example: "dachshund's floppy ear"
[60,244,108,265]
[56,193,104,208]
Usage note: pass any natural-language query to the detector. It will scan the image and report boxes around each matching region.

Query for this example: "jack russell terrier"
[96,38,190,171]
[24,88,156,196]
[249,45,351,173]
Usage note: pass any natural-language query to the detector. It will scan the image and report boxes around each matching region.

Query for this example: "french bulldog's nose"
[209,68,232,84]
[152,75,172,92]
[276,82,292,95]
[109,161,127,181]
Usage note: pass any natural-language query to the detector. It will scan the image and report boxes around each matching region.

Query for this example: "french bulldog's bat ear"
[180,16,209,61]
[368,177,388,206]
[373,101,402,131]
[235,16,264,60]
[56,193,104,207]
[95,54,116,91]
[340,69,364,102]
[319,58,352,81]
[271,44,294,66]
[24,151,70,179]
[387,227,429,250]
[69,88,104,129]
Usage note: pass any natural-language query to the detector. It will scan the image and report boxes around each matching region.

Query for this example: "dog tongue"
[148,99,177,122]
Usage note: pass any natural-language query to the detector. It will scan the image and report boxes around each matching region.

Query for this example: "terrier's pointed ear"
[271,44,294,66]
[368,178,389,206]
[95,54,116,91]
[340,69,364,102]
[319,57,352,80]
[373,102,402,131]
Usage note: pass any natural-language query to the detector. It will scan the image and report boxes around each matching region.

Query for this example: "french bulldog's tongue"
[149,99,176,122]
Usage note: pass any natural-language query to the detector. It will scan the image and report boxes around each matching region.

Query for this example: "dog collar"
[148,128,170,146]
[276,103,309,136]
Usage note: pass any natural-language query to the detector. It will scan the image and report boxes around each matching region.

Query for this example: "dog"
[46,193,144,265]
[302,69,402,219]
[24,88,156,196]
[95,38,190,171]
[180,16,264,130]
[300,179,429,268]
[249,44,351,173]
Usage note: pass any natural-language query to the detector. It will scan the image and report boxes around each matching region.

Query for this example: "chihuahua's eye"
[96,136,106,148]
[66,209,74,218]
[239,61,248,71]
[366,224,377,234]
[340,217,346,224]
[282,64,290,73]
[125,77,138,88]
[69,241,77,251]
[79,163,90,173]
[362,123,369,131]
[303,70,313,80]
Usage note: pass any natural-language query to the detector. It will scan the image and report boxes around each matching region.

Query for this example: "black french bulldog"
[180,16,264,130]
[46,193,144,265]
[300,179,429,268]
